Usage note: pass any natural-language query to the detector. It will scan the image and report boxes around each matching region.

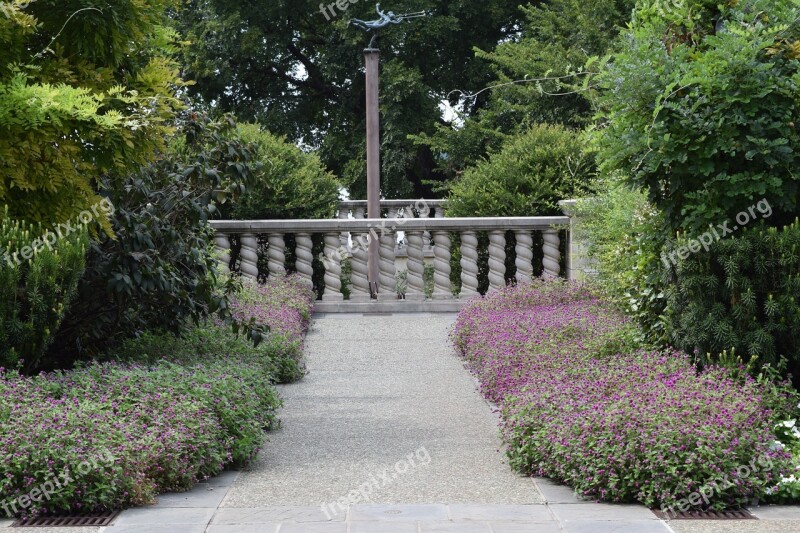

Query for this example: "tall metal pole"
[365,48,381,296]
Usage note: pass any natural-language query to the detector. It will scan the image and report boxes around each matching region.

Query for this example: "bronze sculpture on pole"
[350,4,430,298]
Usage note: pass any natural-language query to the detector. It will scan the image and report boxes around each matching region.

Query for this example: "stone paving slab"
[150,471,239,509]
[532,478,596,505]
[110,506,216,527]
[749,505,800,520]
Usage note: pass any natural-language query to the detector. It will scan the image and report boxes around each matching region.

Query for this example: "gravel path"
[221,313,544,508]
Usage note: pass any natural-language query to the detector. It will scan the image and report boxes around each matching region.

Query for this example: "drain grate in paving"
[11,511,119,527]
[654,509,756,520]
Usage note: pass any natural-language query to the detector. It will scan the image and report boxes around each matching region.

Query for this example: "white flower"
[770,440,787,451]
[782,419,797,429]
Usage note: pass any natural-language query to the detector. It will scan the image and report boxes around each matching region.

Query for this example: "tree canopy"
[178,0,528,198]
[0,0,184,226]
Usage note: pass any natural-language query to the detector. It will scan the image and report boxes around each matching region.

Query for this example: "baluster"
[432,231,452,299]
[355,206,366,219]
[460,231,479,298]
[239,234,259,280]
[350,233,371,301]
[214,233,231,275]
[488,230,507,291]
[543,229,561,278]
[294,233,314,289]
[267,233,286,277]
[406,230,425,300]
[339,206,350,248]
[378,228,397,300]
[514,230,534,284]
[322,233,344,301]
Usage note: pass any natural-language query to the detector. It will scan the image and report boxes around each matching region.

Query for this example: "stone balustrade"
[337,199,447,220]
[211,214,569,312]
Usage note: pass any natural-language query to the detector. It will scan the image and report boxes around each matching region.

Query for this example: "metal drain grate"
[654,509,755,520]
[11,511,119,528]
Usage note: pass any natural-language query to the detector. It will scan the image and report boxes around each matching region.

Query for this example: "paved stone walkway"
[4,313,800,532]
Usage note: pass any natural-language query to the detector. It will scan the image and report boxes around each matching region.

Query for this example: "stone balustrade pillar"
[406,230,426,300]
[432,231,452,299]
[214,233,231,275]
[543,229,561,278]
[460,231,479,298]
[378,229,397,300]
[350,233,371,301]
[514,230,534,284]
[239,234,259,280]
[267,233,286,277]
[488,230,507,291]
[322,233,344,302]
[294,233,314,289]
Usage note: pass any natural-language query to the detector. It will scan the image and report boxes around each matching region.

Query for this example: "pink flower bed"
[452,280,792,511]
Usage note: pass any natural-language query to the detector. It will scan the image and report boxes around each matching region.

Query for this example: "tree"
[593,0,800,232]
[177,0,527,199]
[0,0,185,227]
[223,124,342,221]
[416,0,635,180]
[446,124,593,217]
[49,114,261,361]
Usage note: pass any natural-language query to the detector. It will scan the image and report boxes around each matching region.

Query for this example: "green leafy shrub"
[109,275,313,384]
[51,114,260,360]
[593,0,800,233]
[416,0,634,181]
[0,0,183,226]
[572,179,667,343]
[111,323,305,385]
[446,124,594,217]
[666,220,800,380]
[0,210,88,372]
[223,124,341,220]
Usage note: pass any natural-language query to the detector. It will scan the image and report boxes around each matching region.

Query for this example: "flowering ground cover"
[0,276,313,518]
[452,280,795,511]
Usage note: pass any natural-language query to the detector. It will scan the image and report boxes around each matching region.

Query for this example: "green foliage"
[593,0,800,233]
[0,209,87,372]
[0,360,281,516]
[178,0,528,197]
[665,220,800,381]
[51,114,261,359]
[0,0,184,226]
[111,322,305,385]
[572,180,667,342]
[417,0,634,179]
[222,124,341,220]
[446,124,594,217]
